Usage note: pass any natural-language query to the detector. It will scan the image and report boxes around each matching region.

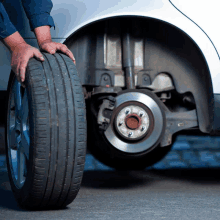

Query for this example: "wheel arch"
[63,15,214,134]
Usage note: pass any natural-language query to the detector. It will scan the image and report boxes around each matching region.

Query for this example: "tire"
[87,89,172,170]
[5,52,87,210]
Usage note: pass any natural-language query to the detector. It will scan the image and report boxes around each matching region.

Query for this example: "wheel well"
[64,16,214,133]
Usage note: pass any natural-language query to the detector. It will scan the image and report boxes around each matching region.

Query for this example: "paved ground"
[1,166,220,220]
[1,124,220,219]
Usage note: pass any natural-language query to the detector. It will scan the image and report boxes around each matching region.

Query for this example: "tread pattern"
[20,52,86,209]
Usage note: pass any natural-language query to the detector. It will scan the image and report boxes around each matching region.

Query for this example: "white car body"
[1,0,220,134]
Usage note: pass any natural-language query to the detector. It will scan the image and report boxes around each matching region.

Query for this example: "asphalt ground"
[1,125,220,219]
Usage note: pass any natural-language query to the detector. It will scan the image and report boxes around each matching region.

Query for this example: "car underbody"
[63,16,216,169]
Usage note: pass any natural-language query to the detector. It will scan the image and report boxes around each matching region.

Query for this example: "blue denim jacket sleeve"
[21,0,55,32]
[0,2,17,40]
[0,0,55,40]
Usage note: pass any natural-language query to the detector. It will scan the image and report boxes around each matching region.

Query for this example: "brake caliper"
[97,96,116,131]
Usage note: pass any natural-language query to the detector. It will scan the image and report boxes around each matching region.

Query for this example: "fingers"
[35,51,45,61]
[59,45,76,64]
[11,44,46,86]
[46,46,55,54]
[15,62,21,82]
[40,42,76,65]
[19,60,27,82]
[14,61,25,88]
[40,42,76,64]
[46,43,76,64]
[19,52,44,82]
[66,49,76,64]
[41,43,56,54]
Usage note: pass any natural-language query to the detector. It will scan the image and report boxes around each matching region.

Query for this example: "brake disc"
[104,90,165,153]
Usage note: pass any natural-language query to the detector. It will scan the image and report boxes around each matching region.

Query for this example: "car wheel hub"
[104,91,165,153]
[115,105,150,140]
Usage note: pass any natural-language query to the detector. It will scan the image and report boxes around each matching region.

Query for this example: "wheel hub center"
[125,114,140,130]
[114,104,151,140]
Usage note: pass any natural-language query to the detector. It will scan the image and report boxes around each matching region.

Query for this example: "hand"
[11,42,45,85]
[39,40,76,64]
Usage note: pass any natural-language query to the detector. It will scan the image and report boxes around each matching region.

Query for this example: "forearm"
[3,31,26,52]
[34,25,52,47]
[3,25,52,52]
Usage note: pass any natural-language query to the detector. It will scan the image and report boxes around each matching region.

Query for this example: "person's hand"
[39,40,76,64]
[11,42,45,85]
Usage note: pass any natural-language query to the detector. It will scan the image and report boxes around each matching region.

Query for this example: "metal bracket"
[161,109,198,147]
[136,71,151,88]
[92,86,122,96]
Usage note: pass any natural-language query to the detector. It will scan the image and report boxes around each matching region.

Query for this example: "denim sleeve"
[21,0,55,32]
[0,2,17,40]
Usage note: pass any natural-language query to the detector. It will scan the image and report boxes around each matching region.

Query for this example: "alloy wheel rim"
[7,78,30,189]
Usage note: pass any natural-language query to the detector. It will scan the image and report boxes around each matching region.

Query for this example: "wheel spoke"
[20,88,30,159]
[14,80,22,118]
[17,147,25,186]
[8,125,17,149]
[8,78,28,189]
[20,132,30,159]
[21,89,29,122]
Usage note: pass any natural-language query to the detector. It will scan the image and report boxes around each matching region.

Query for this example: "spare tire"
[5,52,87,210]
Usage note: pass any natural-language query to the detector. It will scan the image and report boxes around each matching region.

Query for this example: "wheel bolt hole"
[128,132,133,137]
[139,111,145,117]
[125,108,131,115]
[118,122,123,126]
